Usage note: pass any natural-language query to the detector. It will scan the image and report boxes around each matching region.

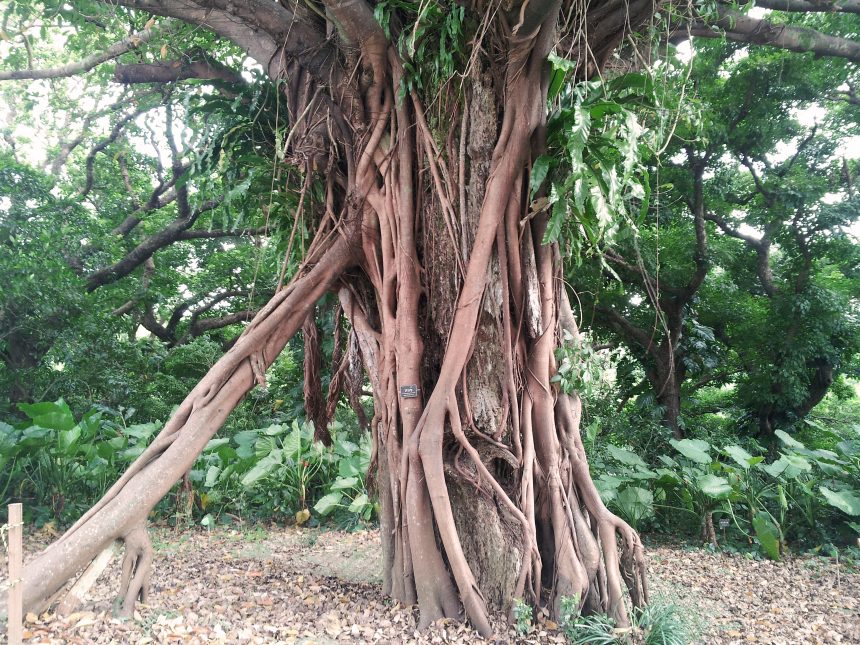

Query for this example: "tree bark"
[2,0,652,636]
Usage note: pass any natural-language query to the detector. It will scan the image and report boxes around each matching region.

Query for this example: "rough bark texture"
[3,0,656,636]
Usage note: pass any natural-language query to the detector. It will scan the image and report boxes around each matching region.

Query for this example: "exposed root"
[117,526,153,618]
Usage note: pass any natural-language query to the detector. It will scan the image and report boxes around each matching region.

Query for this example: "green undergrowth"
[559,598,696,645]
[0,398,377,530]
[588,423,860,560]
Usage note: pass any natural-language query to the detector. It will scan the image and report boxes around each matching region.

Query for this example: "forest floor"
[4,524,859,644]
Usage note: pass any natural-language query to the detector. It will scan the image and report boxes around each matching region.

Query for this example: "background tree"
[575,40,860,443]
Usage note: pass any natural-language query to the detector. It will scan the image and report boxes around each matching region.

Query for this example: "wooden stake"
[58,542,117,616]
[7,503,23,645]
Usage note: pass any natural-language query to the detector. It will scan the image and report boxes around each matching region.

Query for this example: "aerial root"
[117,526,153,618]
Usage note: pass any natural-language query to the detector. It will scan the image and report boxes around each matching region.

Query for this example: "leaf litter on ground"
[2,526,858,644]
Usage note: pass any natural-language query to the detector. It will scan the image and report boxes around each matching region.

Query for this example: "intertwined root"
[117,527,153,617]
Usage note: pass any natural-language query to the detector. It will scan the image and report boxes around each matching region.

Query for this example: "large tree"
[2,0,860,636]
[577,41,860,440]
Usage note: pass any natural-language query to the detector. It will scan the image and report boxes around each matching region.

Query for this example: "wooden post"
[7,502,23,645]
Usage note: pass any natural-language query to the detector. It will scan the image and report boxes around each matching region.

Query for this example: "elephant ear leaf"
[752,512,781,560]
[670,438,712,464]
[697,474,732,499]
[723,444,755,469]
[607,444,647,467]
[819,487,860,516]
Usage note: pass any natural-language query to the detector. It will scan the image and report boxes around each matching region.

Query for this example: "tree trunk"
[3,1,652,636]
[647,348,686,440]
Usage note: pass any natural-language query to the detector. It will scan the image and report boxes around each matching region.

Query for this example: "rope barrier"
[2,520,24,590]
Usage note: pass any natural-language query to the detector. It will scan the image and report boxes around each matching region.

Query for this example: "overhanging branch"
[113,58,243,84]
[689,5,860,62]
[754,0,860,13]
[0,21,166,81]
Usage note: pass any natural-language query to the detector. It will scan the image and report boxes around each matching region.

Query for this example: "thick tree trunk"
[4,1,652,636]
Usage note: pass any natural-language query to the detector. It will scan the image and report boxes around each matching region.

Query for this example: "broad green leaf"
[124,423,159,440]
[255,435,278,459]
[763,457,789,478]
[18,399,75,431]
[697,474,733,498]
[607,445,647,468]
[348,493,369,513]
[670,438,712,464]
[59,425,82,453]
[314,492,343,516]
[783,454,812,476]
[819,486,860,515]
[264,423,286,436]
[280,424,302,460]
[723,445,755,469]
[331,476,360,491]
[614,486,654,525]
[205,465,221,488]
[530,155,553,193]
[234,430,259,459]
[775,430,805,450]
[240,453,282,488]
[752,512,781,560]
[204,438,230,452]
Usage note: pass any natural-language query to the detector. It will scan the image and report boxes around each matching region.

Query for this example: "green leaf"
[752,512,781,560]
[530,155,553,194]
[614,486,654,525]
[204,438,230,452]
[280,423,302,460]
[205,465,221,488]
[331,476,360,491]
[607,445,647,468]
[697,474,733,498]
[763,457,789,478]
[723,445,755,469]
[819,486,860,516]
[124,423,159,440]
[234,430,259,459]
[18,399,75,431]
[775,430,805,450]
[348,493,369,513]
[240,453,282,488]
[670,438,712,465]
[58,425,82,453]
[314,492,343,516]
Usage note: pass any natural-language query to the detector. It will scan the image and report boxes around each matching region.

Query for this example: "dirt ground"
[3,525,858,644]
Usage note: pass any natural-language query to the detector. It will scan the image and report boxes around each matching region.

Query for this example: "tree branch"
[86,196,224,291]
[754,0,860,14]
[595,305,658,357]
[680,155,709,299]
[704,212,778,296]
[175,226,270,240]
[689,5,860,62]
[113,57,243,84]
[80,107,148,198]
[0,22,164,81]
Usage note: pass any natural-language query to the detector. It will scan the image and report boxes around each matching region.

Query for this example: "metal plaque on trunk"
[400,384,419,399]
